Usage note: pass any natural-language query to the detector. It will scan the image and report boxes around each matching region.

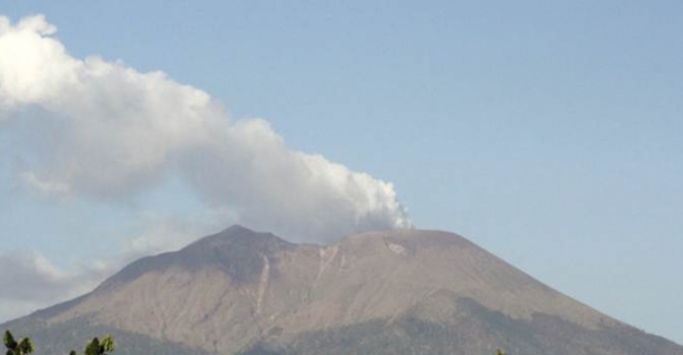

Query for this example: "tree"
[3,330,35,355]
[70,335,115,355]
[495,348,507,355]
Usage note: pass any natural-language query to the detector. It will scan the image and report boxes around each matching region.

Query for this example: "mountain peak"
[100,225,293,290]
[332,228,481,260]
[184,224,293,252]
[12,227,683,355]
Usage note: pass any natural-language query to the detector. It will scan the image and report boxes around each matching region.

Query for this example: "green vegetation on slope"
[4,330,35,355]
[4,330,115,355]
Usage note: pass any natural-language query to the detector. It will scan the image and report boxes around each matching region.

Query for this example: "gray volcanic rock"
[3,225,682,355]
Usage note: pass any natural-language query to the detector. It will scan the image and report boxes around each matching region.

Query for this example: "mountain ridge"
[4,225,682,355]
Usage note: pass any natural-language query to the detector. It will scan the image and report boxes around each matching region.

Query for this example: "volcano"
[3,225,682,355]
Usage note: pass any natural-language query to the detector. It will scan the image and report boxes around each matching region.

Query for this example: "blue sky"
[1,0,682,344]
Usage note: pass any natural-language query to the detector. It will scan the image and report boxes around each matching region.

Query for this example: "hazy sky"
[1,0,682,344]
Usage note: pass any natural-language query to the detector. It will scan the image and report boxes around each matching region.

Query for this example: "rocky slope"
[3,225,682,355]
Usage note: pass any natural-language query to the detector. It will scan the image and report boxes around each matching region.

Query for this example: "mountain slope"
[3,225,682,355]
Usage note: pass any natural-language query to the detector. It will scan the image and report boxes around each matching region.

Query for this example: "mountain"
[3,225,682,355]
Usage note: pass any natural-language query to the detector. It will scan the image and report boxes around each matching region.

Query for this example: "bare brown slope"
[6,225,682,355]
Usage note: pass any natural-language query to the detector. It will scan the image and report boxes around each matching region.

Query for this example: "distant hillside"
[4,225,682,355]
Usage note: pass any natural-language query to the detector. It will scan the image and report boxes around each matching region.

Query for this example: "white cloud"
[19,170,71,196]
[0,251,114,321]
[0,211,231,323]
[125,209,238,255]
[0,14,411,243]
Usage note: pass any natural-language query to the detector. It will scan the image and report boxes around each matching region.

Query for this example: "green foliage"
[5,330,115,355]
[3,330,34,355]
[72,335,115,355]
[4,330,17,350]
[496,349,507,355]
